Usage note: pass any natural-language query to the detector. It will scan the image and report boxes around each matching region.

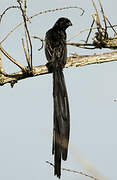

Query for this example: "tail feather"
[52,70,70,178]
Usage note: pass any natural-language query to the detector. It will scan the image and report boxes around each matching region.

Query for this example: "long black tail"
[52,70,70,178]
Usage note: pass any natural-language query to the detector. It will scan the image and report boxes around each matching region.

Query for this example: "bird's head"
[53,17,72,30]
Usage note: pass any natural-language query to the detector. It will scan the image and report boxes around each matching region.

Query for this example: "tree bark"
[0,50,117,86]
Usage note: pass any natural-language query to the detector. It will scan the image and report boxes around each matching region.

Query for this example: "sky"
[0,0,117,180]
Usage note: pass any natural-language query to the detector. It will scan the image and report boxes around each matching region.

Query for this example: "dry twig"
[17,0,32,69]
[0,6,19,22]
[32,36,44,51]
[0,45,25,71]
[0,6,84,44]
[46,161,99,180]
[22,38,30,67]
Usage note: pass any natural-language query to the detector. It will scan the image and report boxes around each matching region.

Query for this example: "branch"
[68,35,117,49]
[0,6,19,22]
[0,45,26,71]
[67,24,117,42]
[0,51,117,86]
[98,0,107,33]
[17,0,32,69]
[0,48,10,76]
[0,49,2,73]
[46,161,98,180]
[0,6,84,44]
[22,38,30,67]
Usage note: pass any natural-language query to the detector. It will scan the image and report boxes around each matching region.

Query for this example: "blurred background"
[0,0,117,179]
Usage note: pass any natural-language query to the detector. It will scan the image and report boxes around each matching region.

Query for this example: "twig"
[0,49,9,76]
[85,20,95,43]
[24,0,27,11]
[91,0,98,15]
[0,22,23,44]
[0,6,84,44]
[67,28,94,42]
[91,0,105,37]
[68,36,117,49]
[38,40,44,51]
[30,6,84,19]
[98,0,107,36]
[0,49,3,73]
[23,0,31,66]
[0,6,19,22]
[32,36,44,41]
[25,30,31,65]
[46,161,99,180]
[0,45,26,71]
[67,42,94,47]
[22,38,30,67]
[17,0,33,69]
[67,24,117,42]
[92,14,102,31]
[105,17,117,34]
[32,36,44,51]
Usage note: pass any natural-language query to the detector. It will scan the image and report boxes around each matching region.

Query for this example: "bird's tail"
[52,69,70,178]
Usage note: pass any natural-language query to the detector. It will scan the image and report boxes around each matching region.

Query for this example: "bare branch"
[98,0,116,37]
[91,0,106,39]
[32,36,44,51]
[92,14,102,31]
[17,0,32,69]
[0,51,117,86]
[25,30,31,63]
[98,0,107,35]
[46,161,99,180]
[67,24,117,42]
[0,6,19,22]
[0,49,10,76]
[0,22,23,44]
[67,42,94,48]
[105,17,117,34]
[32,36,44,42]
[0,6,84,44]
[23,0,31,63]
[0,49,3,73]
[24,0,27,11]
[0,45,26,71]
[68,35,117,49]
[85,20,95,43]
[22,38,30,67]
[91,0,99,15]
[30,6,84,19]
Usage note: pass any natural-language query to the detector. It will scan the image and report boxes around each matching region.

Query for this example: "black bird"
[45,17,72,178]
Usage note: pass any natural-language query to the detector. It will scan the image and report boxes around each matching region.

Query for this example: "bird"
[45,17,72,178]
